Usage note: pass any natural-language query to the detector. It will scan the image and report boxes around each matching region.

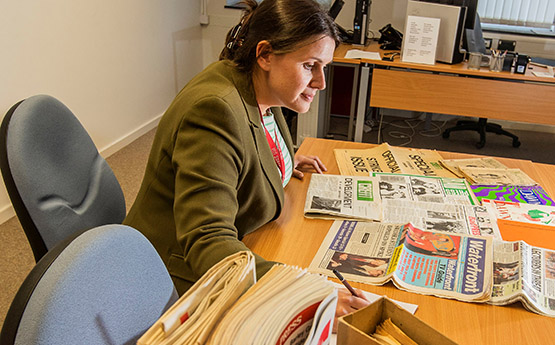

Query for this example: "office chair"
[0,95,126,262]
[0,224,178,345]
[443,13,521,149]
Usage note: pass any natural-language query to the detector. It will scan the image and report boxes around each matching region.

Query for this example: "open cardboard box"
[337,297,458,345]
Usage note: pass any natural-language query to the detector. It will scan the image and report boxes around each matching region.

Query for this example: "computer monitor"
[417,0,478,29]
[328,0,344,19]
[416,0,480,55]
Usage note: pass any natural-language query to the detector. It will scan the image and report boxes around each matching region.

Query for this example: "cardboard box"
[337,297,458,345]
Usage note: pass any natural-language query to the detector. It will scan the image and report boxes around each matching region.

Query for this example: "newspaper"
[483,199,555,226]
[334,143,458,178]
[303,174,382,221]
[491,240,555,317]
[139,252,338,345]
[309,221,493,303]
[373,172,479,205]
[440,157,508,178]
[304,173,479,222]
[382,199,501,239]
[459,167,538,186]
[471,185,555,205]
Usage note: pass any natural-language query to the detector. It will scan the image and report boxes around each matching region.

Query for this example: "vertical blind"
[477,0,555,28]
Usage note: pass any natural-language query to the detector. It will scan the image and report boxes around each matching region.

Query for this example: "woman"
[124,0,368,328]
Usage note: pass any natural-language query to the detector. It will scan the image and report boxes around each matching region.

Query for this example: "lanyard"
[259,108,285,182]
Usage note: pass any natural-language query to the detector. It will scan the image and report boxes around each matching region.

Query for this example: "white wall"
[0,0,204,223]
[200,1,242,65]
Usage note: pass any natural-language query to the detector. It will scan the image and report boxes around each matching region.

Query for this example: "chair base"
[442,118,521,149]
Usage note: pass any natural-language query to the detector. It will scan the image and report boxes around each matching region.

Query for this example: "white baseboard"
[99,114,162,158]
[0,205,15,226]
[0,114,163,226]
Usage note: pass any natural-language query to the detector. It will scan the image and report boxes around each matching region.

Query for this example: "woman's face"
[256,35,335,114]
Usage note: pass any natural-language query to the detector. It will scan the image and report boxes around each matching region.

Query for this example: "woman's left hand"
[293,154,327,179]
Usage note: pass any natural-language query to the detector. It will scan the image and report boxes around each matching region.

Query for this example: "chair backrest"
[0,95,126,261]
[465,12,487,54]
[0,224,178,345]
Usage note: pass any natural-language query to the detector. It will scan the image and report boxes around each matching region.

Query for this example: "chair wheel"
[442,131,450,139]
[513,139,521,148]
[475,141,485,149]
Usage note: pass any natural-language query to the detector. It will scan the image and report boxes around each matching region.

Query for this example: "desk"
[321,42,555,142]
[243,137,555,345]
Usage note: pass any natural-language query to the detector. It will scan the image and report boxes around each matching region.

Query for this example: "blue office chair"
[0,95,126,262]
[0,224,178,345]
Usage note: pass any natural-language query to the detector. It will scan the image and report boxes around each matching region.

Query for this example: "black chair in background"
[442,13,521,149]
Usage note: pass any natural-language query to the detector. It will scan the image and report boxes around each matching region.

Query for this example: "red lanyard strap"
[259,108,285,182]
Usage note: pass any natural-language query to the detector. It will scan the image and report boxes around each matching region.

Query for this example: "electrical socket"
[483,38,493,49]
[200,14,209,25]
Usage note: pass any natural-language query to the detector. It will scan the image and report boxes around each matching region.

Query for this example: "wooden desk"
[324,42,555,142]
[243,137,555,345]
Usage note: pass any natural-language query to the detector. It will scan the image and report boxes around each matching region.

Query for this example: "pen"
[332,269,359,297]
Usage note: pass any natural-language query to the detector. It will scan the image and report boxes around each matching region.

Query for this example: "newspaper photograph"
[491,240,555,317]
[308,221,406,284]
[308,221,492,302]
[334,143,457,178]
[303,174,382,221]
[382,199,501,239]
[490,240,523,305]
[373,172,479,205]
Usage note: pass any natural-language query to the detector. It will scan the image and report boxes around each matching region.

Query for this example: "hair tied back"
[226,17,246,51]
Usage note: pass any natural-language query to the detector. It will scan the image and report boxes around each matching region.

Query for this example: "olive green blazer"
[124,60,295,294]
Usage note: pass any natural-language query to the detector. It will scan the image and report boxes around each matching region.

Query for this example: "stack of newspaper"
[138,251,337,345]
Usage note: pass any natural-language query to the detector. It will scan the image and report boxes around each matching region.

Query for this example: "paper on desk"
[329,282,419,345]
[344,49,381,60]
[532,71,554,78]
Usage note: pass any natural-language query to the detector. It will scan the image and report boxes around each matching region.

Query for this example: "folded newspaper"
[483,199,555,226]
[303,174,382,221]
[471,185,555,205]
[304,173,479,222]
[439,157,508,178]
[490,240,555,317]
[459,167,538,186]
[334,143,458,178]
[309,220,555,317]
[309,221,493,303]
[138,251,337,345]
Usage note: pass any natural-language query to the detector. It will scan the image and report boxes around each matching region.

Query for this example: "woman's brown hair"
[220,0,340,73]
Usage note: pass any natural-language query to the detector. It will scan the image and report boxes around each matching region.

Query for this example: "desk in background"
[318,41,555,142]
[243,137,555,345]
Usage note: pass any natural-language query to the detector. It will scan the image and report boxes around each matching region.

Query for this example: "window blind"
[477,0,555,28]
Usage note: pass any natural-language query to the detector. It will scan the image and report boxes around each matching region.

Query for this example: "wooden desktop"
[322,41,555,142]
[242,137,555,345]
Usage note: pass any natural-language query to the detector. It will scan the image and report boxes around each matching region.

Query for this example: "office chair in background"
[442,13,521,149]
[0,224,178,345]
[0,95,126,262]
